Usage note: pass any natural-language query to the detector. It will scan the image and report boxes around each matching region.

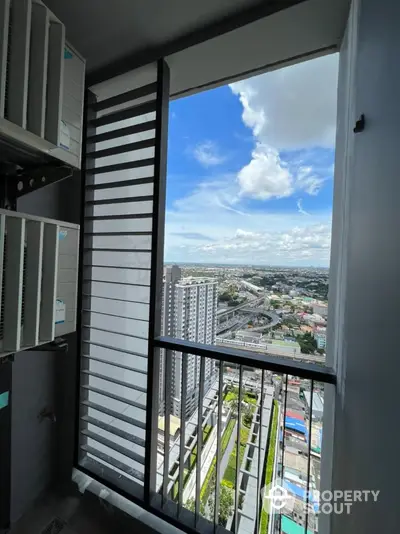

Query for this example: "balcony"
[0,1,394,533]
[73,55,339,534]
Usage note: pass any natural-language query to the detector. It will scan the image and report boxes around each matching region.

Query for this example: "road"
[217,297,264,322]
[245,310,281,331]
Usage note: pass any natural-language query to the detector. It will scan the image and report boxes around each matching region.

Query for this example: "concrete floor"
[3,488,158,534]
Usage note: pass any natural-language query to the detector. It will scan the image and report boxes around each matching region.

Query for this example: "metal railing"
[150,336,335,534]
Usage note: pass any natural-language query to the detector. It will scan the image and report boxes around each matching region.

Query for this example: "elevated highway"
[217,297,264,323]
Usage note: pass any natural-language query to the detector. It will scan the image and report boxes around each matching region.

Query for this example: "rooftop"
[176,277,217,286]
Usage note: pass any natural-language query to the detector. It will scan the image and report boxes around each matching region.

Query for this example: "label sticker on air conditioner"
[0,391,9,410]
[60,121,71,150]
[55,299,66,324]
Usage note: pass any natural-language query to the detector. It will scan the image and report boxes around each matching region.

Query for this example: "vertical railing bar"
[214,360,224,530]
[233,364,243,533]
[278,373,289,534]
[305,379,314,533]
[195,356,205,525]
[145,59,170,504]
[255,369,265,534]
[162,349,172,506]
[178,353,188,514]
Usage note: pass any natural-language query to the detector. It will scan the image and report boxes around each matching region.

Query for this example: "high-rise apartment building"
[160,267,218,418]
[159,265,182,413]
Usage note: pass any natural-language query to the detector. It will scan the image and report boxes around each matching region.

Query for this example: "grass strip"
[260,400,279,534]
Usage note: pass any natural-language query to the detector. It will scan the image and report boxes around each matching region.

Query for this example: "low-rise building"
[314,328,327,350]
[303,390,324,421]
[235,330,263,344]
[312,302,328,318]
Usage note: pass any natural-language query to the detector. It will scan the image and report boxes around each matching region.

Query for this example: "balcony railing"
[151,337,335,534]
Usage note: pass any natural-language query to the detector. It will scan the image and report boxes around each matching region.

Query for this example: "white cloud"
[296,166,325,195]
[237,143,293,200]
[297,199,309,216]
[229,54,338,201]
[198,223,331,263]
[230,53,339,150]
[165,177,332,266]
[192,140,226,167]
[172,177,241,214]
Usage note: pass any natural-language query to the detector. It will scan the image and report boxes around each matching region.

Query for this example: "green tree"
[296,332,317,354]
[242,404,253,428]
[229,399,239,417]
[207,486,234,526]
[186,498,206,517]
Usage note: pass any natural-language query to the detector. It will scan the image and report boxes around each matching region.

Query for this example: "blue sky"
[164,54,339,267]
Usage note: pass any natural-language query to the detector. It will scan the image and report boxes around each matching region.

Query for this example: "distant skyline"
[164,261,329,270]
[165,54,338,268]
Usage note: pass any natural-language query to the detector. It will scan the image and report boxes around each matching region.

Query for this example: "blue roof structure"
[285,416,307,435]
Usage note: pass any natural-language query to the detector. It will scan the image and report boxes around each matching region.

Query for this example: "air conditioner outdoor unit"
[0,208,79,358]
[0,0,85,169]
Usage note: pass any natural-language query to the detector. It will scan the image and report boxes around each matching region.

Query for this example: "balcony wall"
[330,0,400,532]
[10,176,80,522]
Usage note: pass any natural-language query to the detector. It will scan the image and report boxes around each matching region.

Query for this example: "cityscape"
[158,263,328,534]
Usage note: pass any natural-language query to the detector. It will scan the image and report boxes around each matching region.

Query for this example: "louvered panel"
[87,166,155,187]
[84,234,152,251]
[95,145,155,168]
[77,62,170,499]
[84,266,151,285]
[83,310,149,338]
[85,201,153,218]
[83,296,149,322]
[83,281,150,303]
[84,217,153,235]
[82,348,147,375]
[84,250,151,269]
[87,181,154,201]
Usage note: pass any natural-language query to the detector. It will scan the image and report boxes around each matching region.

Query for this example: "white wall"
[330,0,400,531]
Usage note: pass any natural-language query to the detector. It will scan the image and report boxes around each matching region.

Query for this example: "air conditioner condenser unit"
[0,208,79,358]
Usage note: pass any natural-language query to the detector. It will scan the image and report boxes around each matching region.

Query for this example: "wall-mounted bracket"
[26,337,69,353]
[14,164,74,198]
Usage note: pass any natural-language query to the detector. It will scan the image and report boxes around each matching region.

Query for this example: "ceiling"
[44,0,304,78]
[45,0,350,97]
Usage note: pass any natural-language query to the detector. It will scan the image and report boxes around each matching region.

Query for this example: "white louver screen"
[78,61,170,501]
